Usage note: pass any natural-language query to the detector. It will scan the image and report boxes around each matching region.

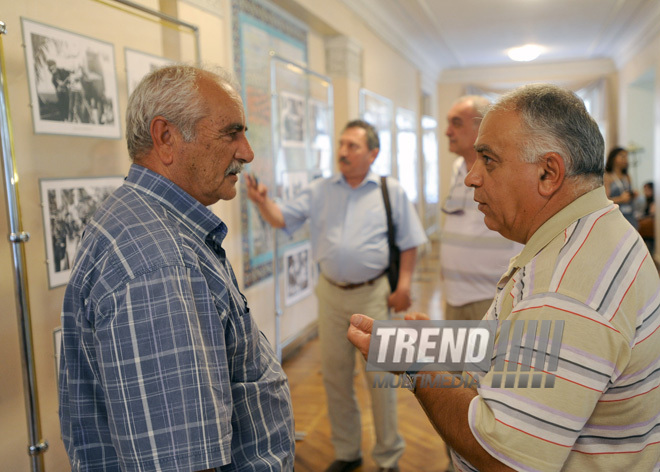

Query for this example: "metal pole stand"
[0,20,48,472]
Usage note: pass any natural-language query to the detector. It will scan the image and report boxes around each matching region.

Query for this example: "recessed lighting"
[507,44,545,62]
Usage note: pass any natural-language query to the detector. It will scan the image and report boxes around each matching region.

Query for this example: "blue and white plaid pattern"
[59,164,294,471]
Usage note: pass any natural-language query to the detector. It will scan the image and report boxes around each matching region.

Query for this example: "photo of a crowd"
[40,177,123,287]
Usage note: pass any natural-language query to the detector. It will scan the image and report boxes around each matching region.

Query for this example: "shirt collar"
[511,186,612,270]
[124,164,228,244]
[331,170,380,188]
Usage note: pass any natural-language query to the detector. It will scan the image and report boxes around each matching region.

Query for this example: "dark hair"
[605,147,627,174]
[343,119,380,151]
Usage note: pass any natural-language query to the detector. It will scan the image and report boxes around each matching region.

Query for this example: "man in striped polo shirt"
[348,84,660,471]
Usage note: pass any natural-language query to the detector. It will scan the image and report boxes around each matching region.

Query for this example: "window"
[396,107,418,202]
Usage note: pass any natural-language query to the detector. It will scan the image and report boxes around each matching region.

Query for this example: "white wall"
[626,71,655,192]
[618,28,660,260]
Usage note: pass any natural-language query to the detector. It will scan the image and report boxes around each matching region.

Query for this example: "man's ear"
[538,152,565,197]
[150,116,177,166]
[368,147,380,164]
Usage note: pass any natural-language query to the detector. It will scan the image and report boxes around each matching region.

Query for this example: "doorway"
[626,68,656,257]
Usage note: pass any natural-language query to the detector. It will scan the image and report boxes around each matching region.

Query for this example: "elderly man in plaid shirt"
[58,65,294,472]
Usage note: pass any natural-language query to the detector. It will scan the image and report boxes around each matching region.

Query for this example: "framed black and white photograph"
[359,88,394,177]
[309,98,332,177]
[283,242,313,306]
[40,176,123,288]
[281,170,308,201]
[280,91,305,147]
[125,48,174,96]
[21,18,121,138]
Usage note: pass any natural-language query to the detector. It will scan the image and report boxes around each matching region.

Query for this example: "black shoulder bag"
[380,176,400,292]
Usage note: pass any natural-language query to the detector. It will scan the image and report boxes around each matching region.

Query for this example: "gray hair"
[126,64,240,161]
[455,95,491,124]
[342,119,380,151]
[490,84,604,187]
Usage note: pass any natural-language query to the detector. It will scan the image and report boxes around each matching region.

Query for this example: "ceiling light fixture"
[507,44,544,62]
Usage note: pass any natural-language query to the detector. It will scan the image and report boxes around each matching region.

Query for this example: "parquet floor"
[283,241,450,472]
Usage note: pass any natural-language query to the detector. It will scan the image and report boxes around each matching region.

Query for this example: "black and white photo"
[22,19,121,138]
[280,91,305,147]
[283,242,313,306]
[359,89,394,176]
[308,98,332,176]
[125,48,174,96]
[40,176,123,288]
[281,170,308,201]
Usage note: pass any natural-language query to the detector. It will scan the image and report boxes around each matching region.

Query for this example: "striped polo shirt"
[455,186,660,471]
[440,157,522,307]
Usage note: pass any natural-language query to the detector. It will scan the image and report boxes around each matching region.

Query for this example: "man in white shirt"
[441,96,521,322]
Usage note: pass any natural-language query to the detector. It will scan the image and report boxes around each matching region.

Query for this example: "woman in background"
[604,146,638,229]
[639,181,655,253]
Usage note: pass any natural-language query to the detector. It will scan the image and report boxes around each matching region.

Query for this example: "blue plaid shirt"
[59,164,294,471]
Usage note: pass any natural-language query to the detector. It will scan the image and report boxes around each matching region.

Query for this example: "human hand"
[387,287,411,312]
[347,314,374,360]
[245,173,268,205]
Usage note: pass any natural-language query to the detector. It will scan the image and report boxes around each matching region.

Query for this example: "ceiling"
[340,0,660,80]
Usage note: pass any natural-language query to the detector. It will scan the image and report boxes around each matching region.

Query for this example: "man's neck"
[343,172,369,188]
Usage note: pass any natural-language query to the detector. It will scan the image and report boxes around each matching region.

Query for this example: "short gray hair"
[126,64,239,161]
[490,84,604,187]
[455,95,491,124]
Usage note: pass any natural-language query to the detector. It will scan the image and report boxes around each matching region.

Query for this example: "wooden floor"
[283,242,450,472]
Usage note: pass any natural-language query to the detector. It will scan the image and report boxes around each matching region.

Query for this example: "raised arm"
[245,173,286,228]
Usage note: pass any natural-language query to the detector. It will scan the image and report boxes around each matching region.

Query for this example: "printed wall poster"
[232,0,308,287]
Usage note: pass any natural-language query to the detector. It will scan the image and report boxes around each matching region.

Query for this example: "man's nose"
[464,162,482,187]
[238,136,255,163]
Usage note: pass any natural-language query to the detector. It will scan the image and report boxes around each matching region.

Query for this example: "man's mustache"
[339,156,349,164]
[225,160,245,177]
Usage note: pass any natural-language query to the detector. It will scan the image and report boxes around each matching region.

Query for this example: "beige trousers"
[444,298,493,321]
[315,274,405,468]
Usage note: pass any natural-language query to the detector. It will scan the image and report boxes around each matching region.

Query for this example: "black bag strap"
[380,176,396,249]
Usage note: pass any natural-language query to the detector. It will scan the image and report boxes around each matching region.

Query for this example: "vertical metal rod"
[270,54,283,362]
[0,21,48,472]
